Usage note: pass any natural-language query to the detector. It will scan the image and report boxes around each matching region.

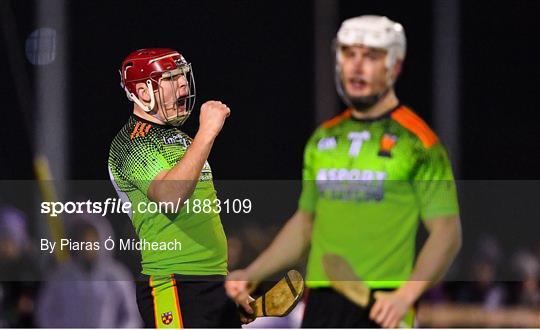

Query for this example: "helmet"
[336,15,406,70]
[334,16,406,110]
[119,48,196,126]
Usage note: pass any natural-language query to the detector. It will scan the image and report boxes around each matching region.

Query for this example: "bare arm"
[245,209,314,283]
[147,101,230,204]
[396,215,462,303]
[148,131,215,204]
[370,215,462,328]
[225,209,314,316]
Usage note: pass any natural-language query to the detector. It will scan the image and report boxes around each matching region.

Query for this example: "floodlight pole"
[314,0,339,125]
[35,0,69,193]
[433,0,461,176]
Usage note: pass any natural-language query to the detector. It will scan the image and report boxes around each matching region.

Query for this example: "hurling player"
[226,16,462,328]
[108,48,245,327]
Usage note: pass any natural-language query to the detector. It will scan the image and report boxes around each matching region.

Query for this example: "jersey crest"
[161,311,173,325]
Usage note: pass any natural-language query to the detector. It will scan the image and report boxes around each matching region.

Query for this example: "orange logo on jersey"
[130,122,152,140]
[161,311,173,325]
[378,133,397,157]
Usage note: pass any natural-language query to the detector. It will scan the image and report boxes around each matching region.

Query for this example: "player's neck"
[350,89,399,120]
[133,106,167,125]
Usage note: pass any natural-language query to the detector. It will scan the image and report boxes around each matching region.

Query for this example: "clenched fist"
[198,100,231,139]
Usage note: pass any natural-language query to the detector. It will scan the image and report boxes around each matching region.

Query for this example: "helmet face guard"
[152,63,196,126]
[120,48,196,126]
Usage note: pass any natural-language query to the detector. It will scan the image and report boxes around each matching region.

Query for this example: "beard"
[346,87,390,112]
[335,66,395,112]
[337,69,391,112]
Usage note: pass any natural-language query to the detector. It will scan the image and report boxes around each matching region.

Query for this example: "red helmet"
[119,48,196,126]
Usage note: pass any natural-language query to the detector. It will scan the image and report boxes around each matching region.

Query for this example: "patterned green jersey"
[108,114,227,276]
[299,105,459,289]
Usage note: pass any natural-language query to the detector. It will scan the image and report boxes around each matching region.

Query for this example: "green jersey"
[108,114,227,276]
[299,105,459,289]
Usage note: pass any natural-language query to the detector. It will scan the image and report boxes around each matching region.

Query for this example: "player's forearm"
[397,215,462,304]
[245,210,313,282]
[149,132,215,203]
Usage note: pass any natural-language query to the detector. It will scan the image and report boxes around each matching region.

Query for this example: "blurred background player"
[108,48,244,327]
[0,206,40,327]
[36,215,141,327]
[226,15,462,328]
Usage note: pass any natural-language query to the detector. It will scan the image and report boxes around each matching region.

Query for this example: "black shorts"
[136,274,241,328]
[301,288,415,328]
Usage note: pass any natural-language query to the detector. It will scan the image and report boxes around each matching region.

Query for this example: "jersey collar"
[349,103,402,123]
[131,113,170,129]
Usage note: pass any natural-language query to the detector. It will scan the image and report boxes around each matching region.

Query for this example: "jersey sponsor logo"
[317,137,337,150]
[163,133,189,147]
[347,131,371,156]
[316,168,387,201]
[130,122,152,140]
[161,311,173,325]
[378,133,398,158]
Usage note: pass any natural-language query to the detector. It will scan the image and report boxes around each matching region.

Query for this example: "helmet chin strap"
[129,80,156,112]
[347,87,390,112]
[129,82,185,126]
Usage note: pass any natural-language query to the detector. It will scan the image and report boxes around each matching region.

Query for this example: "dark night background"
[0,1,539,327]
[2,0,539,180]
[1,0,539,258]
